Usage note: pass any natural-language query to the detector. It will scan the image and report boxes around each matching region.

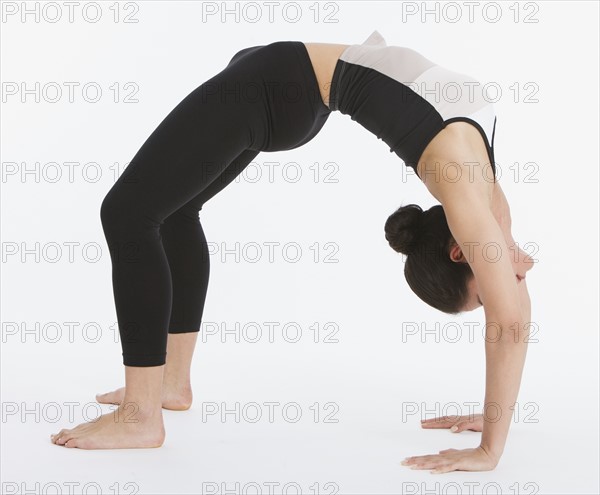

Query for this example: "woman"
[51,31,534,473]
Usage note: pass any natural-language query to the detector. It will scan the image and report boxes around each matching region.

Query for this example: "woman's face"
[461,243,534,312]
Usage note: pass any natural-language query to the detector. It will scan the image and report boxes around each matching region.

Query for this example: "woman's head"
[384,203,473,314]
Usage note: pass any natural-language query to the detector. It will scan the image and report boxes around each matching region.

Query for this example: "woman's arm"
[444,197,529,463]
[402,196,529,471]
[419,277,532,440]
[403,135,530,471]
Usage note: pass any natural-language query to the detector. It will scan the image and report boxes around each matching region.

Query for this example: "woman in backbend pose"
[51,30,533,473]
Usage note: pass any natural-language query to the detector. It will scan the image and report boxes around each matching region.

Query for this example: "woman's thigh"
[105,39,330,222]
[103,72,258,223]
[175,148,261,214]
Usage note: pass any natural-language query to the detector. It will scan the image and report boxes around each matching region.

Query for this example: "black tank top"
[328,30,497,181]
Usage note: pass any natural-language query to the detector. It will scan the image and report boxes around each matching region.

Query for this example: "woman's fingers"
[421,415,462,428]
[450,419,484,433]
[450,421,468,432]
[421,414,483,431]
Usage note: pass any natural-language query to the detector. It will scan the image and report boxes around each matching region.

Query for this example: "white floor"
[1,329,598,495]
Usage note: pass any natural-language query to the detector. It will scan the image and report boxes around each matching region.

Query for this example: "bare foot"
[50,402,165,449]
[96,385,193,411]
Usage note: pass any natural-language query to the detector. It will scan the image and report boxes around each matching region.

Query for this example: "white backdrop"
[1,1,598,494]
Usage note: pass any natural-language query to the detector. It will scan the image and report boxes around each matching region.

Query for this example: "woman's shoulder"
[417,123,495,202]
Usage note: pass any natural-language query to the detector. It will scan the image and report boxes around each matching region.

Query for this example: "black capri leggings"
[100,41,331,367]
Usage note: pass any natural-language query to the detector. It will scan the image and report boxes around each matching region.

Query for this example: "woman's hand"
[401,446,498,473]
[420,413,483,433]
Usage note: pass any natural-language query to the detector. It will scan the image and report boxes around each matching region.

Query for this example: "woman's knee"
[100,187,153,237]
[100,188,129,231]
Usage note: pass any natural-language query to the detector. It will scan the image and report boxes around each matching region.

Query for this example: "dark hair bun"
[384,204,425,255]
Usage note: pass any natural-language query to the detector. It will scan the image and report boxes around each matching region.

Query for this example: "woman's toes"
[96,389,124,405]
[57,431,77,446]
[52,429,68,443]
[65,438,79,448]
